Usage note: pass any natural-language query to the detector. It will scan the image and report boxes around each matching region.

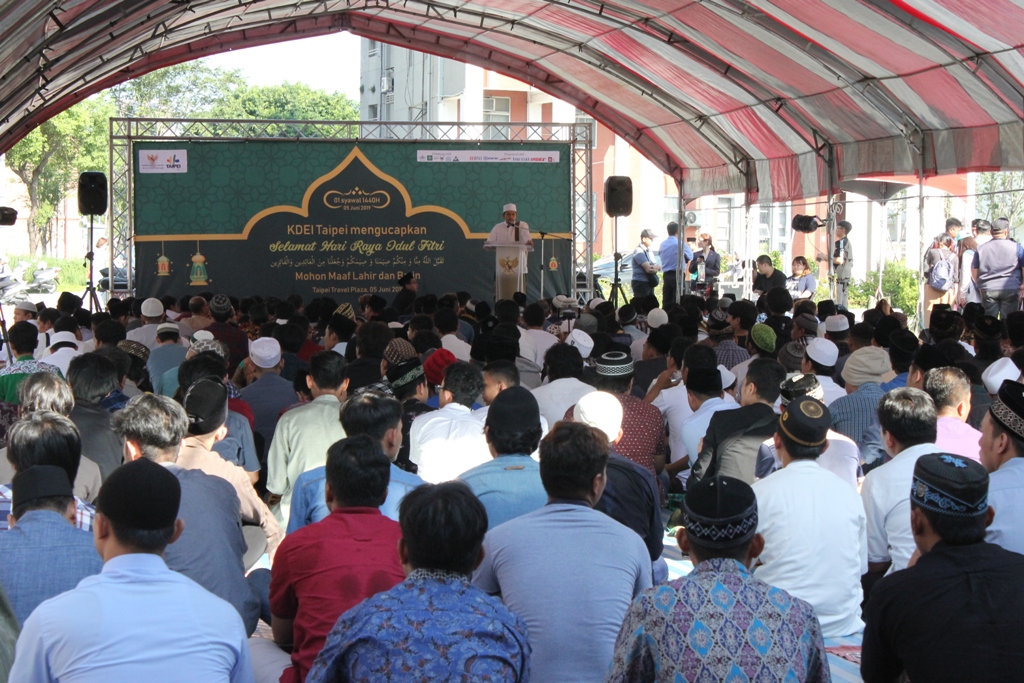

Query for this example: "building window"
[367,104,378,121]
[575,112,598,148]
[716,197,733,252]
[483,96,511,140]
[367,39,378,56]
[663,196,681,228]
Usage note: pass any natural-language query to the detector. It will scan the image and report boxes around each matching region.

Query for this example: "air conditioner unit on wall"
[380,77,393,94]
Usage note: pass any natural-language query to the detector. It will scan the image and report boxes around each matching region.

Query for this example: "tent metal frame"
[108,117,595,300]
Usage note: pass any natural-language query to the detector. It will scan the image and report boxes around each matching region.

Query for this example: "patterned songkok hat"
[384,338,417,366]
[387,358,425,393]
[594,351,634,377]
[778,373,824,407]
[778,395,831,447]
[990,379,1024,440]
[911,453,989,518]
[683,476,758,549]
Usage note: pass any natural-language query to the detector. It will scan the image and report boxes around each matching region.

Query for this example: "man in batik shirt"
[608,475,830,683]
[306,482,530,683]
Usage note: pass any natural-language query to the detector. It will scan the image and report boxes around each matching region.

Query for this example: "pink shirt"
[935,416,982,462]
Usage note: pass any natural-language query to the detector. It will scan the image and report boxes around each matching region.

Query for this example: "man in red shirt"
[564,350,666,478]
[249,434,405,683]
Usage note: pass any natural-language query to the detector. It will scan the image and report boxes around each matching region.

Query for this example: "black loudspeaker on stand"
[78,171,108,312]
[603,176,634,307]
[604,176,633,217]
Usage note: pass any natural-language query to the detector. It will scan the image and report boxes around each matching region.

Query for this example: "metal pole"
[539,233,546,300]
[917,134,926,329]
[676,179,684,305]
[826,145,838,303]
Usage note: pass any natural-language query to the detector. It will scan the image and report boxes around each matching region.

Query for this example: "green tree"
[849,260,920,324]
[976,172,1024,236]
[5,96,111,254]
[212,82,359,121]
[107,62,245,118]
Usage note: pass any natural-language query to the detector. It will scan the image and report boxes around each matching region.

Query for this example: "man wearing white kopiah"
[485,203,534,300]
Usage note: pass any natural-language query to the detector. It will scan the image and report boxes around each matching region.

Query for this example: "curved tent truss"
[1,1,1023,202]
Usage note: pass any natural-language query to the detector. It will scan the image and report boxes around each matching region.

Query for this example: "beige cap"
[841,346,891,386]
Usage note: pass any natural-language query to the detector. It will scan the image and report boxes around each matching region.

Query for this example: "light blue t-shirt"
[787,273,817,297]
[0,510,102,625]
[473,503,652,683]
[459,455,547,530]
[10,553,252,683]
[287,463,424,533]
[987,457,1024,555]
[658,236,679,272]
[148,344,188,395]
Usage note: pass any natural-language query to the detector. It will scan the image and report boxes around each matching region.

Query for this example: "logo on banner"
[139,150,188,173]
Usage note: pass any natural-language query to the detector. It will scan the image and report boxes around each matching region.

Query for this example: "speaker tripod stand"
[81,214,102,313]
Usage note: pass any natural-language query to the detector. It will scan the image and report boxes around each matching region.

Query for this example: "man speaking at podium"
[484,203,534,300]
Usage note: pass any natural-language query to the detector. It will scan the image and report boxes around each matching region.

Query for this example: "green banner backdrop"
[133,140,573,306]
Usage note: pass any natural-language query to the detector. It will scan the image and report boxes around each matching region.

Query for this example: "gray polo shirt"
[473,503,652,683]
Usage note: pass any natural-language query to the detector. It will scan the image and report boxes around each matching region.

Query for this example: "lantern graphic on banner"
[156,242,171,277]
[548,256,559,271]
[189,241,209,286]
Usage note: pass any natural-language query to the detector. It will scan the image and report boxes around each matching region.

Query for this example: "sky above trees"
[5,56,359,255]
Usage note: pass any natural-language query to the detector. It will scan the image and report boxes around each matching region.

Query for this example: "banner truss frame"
[108,118,595,301]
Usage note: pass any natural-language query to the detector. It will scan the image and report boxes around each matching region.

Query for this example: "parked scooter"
[0,261,29,304]
[28,260,60,294]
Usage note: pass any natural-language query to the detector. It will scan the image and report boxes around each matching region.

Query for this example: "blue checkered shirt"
[0,485,95,532]
[714,339,750,370]
[829,382,886,444]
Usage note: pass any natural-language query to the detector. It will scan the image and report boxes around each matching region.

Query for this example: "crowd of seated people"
[0,258,1023,683]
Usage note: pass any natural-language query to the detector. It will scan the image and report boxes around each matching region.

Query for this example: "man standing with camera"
[631,229,661,299]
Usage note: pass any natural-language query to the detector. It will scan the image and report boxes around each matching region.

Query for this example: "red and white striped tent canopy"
[2,0,1023,203]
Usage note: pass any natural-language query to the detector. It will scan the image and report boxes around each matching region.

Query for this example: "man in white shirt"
[38,330,82,377]
[862,388,941,575]
[980,379,1024,554]
[645,336,690,407]
[761,374,861,486]
[472,360,549,438]
[531,343,595,427]
[520,303,558,366]
[435,308,472,362]
[674,366,738,491]
[753,396,867,637]
[410,361,489,483]
[803,338,845,405]
[126,298,190,350]
[10,457,252,682]
[653,344,732,486]
[13,300,38,326]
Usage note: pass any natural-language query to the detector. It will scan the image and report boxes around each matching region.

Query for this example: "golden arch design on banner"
[135,146,485,242]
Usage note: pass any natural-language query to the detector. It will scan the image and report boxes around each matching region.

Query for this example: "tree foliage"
[5,60,357,256]
[849,260,920,323]
[4,97,111,254]
[212,82,359,121]
[107,62,245,118]
[976,172,1024,236]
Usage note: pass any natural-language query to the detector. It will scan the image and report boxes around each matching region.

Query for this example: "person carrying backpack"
[924,232,959,329]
